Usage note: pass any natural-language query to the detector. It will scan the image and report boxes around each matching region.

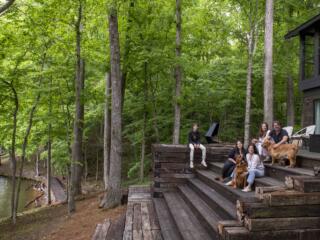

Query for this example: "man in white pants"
[188,123,207,169]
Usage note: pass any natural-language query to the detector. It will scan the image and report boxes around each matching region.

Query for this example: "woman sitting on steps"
[242,143,265,192]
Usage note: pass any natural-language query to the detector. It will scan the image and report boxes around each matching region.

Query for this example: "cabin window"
[304,34,314,80]
[315,99,320,134]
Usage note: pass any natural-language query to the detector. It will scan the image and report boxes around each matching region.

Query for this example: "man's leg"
[189,144,195,168]
[199,144,207,167]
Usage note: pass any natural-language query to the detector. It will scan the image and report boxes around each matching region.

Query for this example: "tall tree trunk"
[9,84,18,224]
[47,78,52,205]
[150,76,160,143]
[35,153,39,177]
[69,0,85,213]
[14,73,43,221]
[103,73,111,189]
[263,0,274,127]
[173,0,182,144]
[140,62,148,182]
[286,75,295,126]
[244,0,258,147]
[0,0,15,16]
[100,6,122,209]
[244,28,255,148]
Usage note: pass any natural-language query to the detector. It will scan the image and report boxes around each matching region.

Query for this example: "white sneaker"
[190,161,194,169]
[201,161,207,167]
[242,186,252,192]
[225,180,233,186]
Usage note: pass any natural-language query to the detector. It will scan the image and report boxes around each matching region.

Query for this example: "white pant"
[189,144,206,162]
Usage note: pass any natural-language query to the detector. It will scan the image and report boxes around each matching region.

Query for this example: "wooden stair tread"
[153,198,182,240]
[163,191,212,240]
[178,184,224,234]
[187,178,236,219]
[297,150,320,161]
[264,163,314,176]
[196,170,256,201]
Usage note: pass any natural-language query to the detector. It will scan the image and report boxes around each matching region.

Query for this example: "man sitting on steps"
[188,123,207,169]
[264,120,289,162]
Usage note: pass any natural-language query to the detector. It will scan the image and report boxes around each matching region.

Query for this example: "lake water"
[0,176,37,219]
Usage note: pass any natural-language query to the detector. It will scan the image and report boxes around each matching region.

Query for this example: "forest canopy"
[0,0,319,186]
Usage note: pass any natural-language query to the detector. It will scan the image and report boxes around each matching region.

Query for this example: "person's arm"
[273,130,289,148]
[251,155,260,169]
[228,149,236,163]
[188,132,194,145]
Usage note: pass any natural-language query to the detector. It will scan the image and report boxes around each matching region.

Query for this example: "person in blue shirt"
[188,123,207,169]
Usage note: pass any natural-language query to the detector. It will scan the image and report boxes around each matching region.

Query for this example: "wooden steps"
[186,178,236,219]
[163,191,213,240]
[264,163,314,181]
[196,169,256,203]
[296,150,320,168]
[153,198,182,240]
[178,184,224,237]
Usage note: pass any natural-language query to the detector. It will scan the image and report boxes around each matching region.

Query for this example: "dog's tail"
[291,140,299,153]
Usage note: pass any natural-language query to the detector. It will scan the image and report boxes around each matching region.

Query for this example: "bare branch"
[0,0,16,16]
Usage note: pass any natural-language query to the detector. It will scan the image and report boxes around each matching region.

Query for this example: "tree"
[0,0,15,16]
[263,0,274,127]
[69,0,85,213]
[100,5,122,209]
[103,73,111,189]
[244,0,260,147]
[173,0,182,144]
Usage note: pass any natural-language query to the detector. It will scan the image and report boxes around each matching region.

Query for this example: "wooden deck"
[93,144,320,240]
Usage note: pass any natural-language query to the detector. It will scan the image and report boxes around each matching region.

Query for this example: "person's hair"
[273,120,281,127]
[247,143,258,154]
[259,122,269,138]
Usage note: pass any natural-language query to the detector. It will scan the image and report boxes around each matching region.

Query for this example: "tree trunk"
[35,153,39,177]
[150,76,160,143]
[100,6,122,209]
[0,0,15,16]
[103,73,111,189]
[140,62,148,182]
[14,72,43,221]
[173,0,182,144]
[263,0,274,127]
[47,78,52,205]
[286,75,295,126]
[96,150,99,182]
[10,84,18,224]
[69,0,85,213]
[244,0,258,148]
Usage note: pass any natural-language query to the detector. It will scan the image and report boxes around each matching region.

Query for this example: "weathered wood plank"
[133,204,143,240]
[92,224,102,240]
[141,202,153,240]
[265,191,320,206]
[245,216,320,232]
[238,202,320,218]
[222,226,249,240]
[123,203,134,240]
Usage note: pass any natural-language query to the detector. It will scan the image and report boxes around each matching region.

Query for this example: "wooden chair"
[291,125,316,149]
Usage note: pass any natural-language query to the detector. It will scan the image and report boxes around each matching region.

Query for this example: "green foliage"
[0,0,319,182]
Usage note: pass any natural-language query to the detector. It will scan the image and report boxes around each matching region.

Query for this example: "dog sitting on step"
[231,155,248,189]
[262,138,298,168]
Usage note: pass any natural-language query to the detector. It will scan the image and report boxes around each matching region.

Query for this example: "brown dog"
[231,155,248,189]
[262,138,298,168]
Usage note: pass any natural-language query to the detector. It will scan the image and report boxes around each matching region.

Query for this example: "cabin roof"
[285,13,320,39]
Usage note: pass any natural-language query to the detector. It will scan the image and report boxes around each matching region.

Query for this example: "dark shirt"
[188,131,201,144]
[228,147,246,160]
[269,129,289,144]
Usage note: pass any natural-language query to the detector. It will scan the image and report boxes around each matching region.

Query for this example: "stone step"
[163,191,213,240]
[187,178,236,219]
[178,184,223,238]
[196,170,256,204]
[208,162,285,187]
[153,197,182,240]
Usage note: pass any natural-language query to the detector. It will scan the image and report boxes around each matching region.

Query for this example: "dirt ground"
[0,193,126,240]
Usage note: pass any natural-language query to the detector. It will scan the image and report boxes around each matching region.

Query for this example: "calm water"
[0,176,37,219]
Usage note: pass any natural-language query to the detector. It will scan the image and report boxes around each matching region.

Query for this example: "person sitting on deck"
[242,144,265,192]
[252,122,270,159]
[188,123,207,169]
[268,120,289,147]
[221,140,246,180]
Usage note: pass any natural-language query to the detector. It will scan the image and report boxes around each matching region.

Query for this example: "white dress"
[255,130,270,157]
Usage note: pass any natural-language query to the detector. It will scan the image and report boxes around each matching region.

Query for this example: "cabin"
[285,14,320,144]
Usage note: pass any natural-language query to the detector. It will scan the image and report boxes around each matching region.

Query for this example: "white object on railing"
[283,126,293,138]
